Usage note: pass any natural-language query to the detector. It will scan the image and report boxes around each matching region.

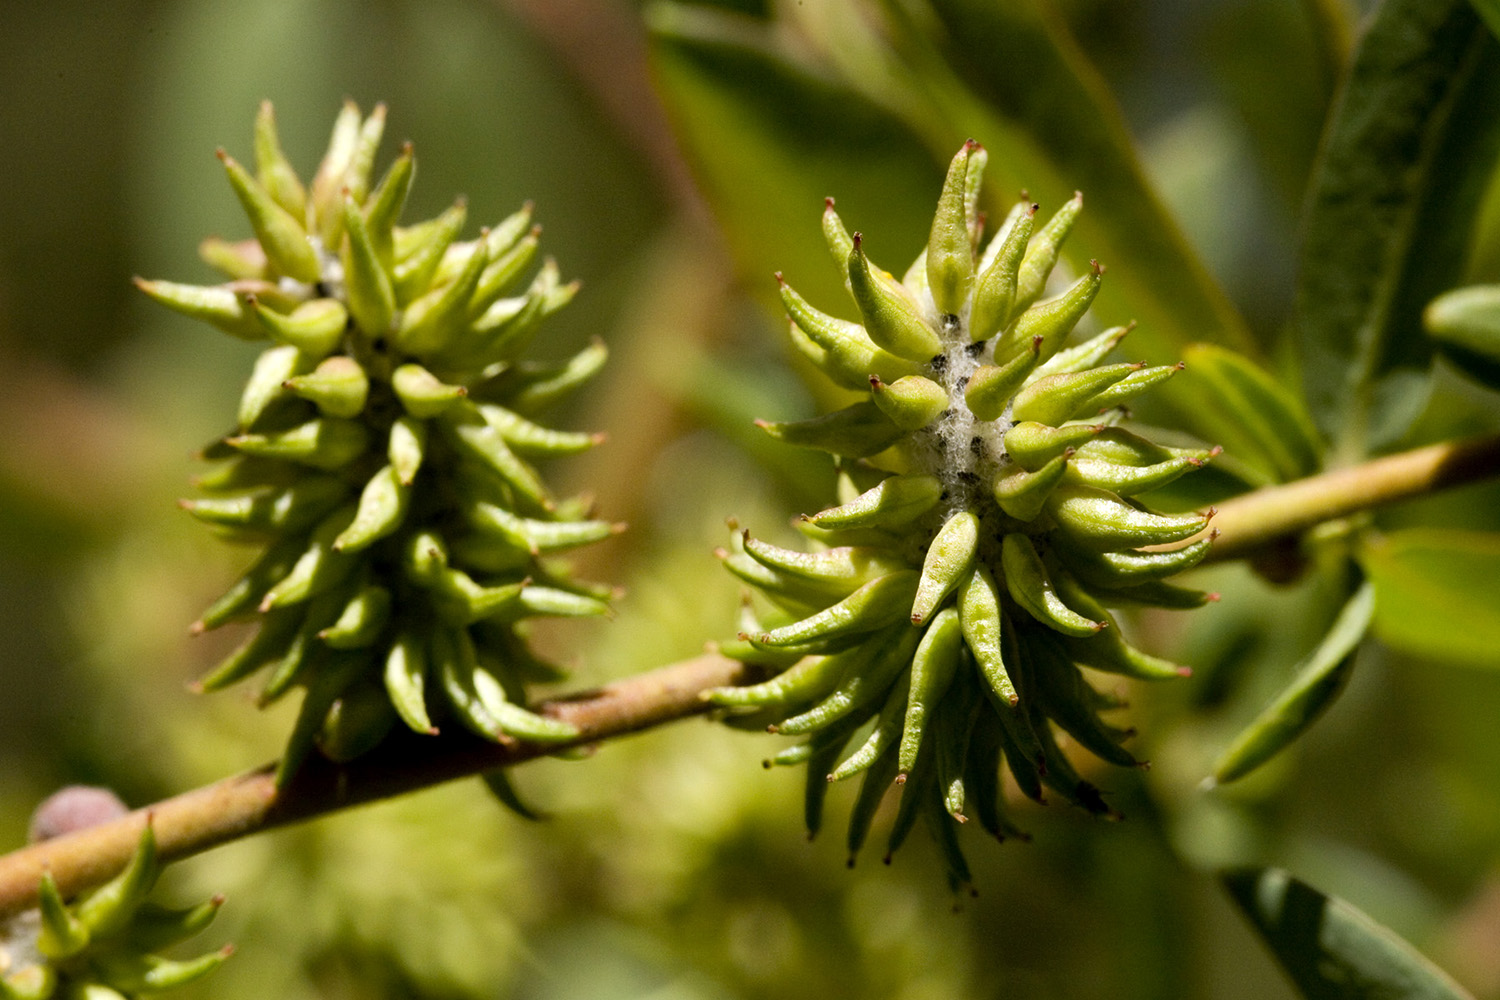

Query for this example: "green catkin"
[142,104,614,785]
[4,826,232,1000]
[719,142,1219,883]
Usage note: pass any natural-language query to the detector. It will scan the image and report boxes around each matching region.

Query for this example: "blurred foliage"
[2,1,1500,999]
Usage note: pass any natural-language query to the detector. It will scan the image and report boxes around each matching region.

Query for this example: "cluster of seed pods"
[711,142,1219,885]
[140,104,617,781]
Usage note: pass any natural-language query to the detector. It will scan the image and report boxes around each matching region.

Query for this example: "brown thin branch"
[0,651,756,919]
[1205,432,1500,562]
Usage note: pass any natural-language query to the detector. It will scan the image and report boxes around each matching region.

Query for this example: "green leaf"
[1357,528,1500,668]
[646,0,1255,439]
[1181,343,1324,485]
[645,4,940,327]
[1210,581,1373,786]
[905,0,1257,363]
[1297,0,1500,454]
[1472,0,1500,40]
[1223,867,1476,1000]
[1423,283,1500,388]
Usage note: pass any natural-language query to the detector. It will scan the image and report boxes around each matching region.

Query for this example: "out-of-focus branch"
[0,651,756,919]
[1205,432,1500,562]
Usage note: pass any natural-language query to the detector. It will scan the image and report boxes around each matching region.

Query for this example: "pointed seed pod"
[927,141,981,317]
[847,234,943,361]
[218,150,321,284]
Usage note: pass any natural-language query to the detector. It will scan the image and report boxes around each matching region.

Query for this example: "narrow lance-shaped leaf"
[1223,867,1477,1000]
[1210,580,1374,786]
[1296,0,1500,454]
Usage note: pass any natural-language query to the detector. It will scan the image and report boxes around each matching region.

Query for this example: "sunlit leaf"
[1423,284,1500,388]
[1181,343,1324,485]
[1357,528,1500,668]
[1297,0,1500,454]
[1223,867,1476,1000]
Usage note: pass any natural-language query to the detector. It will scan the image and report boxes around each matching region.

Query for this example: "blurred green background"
[3,1,1500,998]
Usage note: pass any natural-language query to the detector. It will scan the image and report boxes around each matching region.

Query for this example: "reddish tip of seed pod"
[1204,506,1219,523]
[1092,621,1108,633]
[1174,361,1186,370]
[910,613,924,625]
[188,620,206,636]
[1027,203,1040,216]
[753,419,771,429]
[825,774,835,784]
[953,812,968,824]
[1207,592,1222,602]
[895,773,908,786]
[824,196,836,209]
[1176,666,1194,677]
[215,148,229,162]
[869,374,885,390]
[852,232,863,249]
[219,945,237,959]
[1209,527,1222,541]
[1091,259,1104,276]
[1030,334,1044,352]
[773,271,784,284]
[1208,445,1223,458]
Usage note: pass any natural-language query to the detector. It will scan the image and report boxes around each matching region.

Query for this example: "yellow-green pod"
[1001,266,1102,364]
[333,465,411,553]
[218,150,321,284]
[777,276,922,388]
[319,585,392,648]
[198,235,268,280]
[283,355,369,419]
[228,417,369,471]
[1046,483,1212,550]
[773,623,921,736]
[1014,192,1082,312]
[75,825,160,937]
[385,629,437,734]
[1003,420,1103,470]
[396,233,490,356]
[897,606,963,775]
[847,235,943,361]
[237,344,308,431]
[830,674,911,782]
[957,564,1016,705]
[808,473,943,530]
[870,374,949,431]
[1000,533,1103,637]
[252,298,348,359]
[37,871,90,959]
[253,100,307,220]
[393,198,466,305]
[1011,362,1140,426]
[364,141,415,269]
[993,453,1069,521]
[757,401,906,459]
[341,193,397,338]
[965,339,1042,422]
[910,510,979,625]
[309,100,363,244]
[133,278,264,340]
[388,414,427,485]
[926,141,980,317]
[970,203,1036,341]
